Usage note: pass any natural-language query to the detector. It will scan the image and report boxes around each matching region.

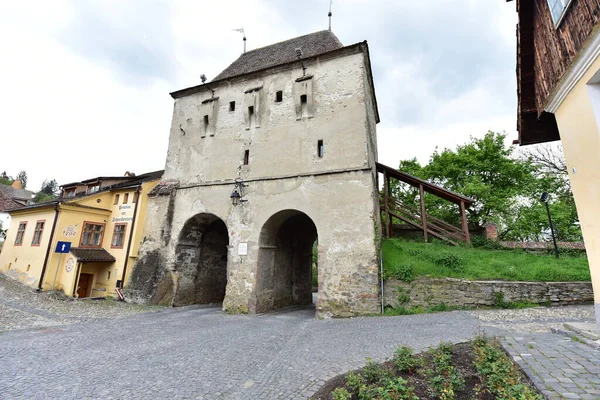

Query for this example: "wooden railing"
[376,162,474,246]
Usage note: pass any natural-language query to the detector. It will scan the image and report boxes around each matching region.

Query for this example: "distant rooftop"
[212,30,343,81]
[0,183,34,206]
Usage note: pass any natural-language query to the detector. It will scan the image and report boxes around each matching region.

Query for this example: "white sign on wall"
[238,242,248,256]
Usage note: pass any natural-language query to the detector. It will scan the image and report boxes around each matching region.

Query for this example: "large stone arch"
[255,209,318,313]
[173,213,229,306]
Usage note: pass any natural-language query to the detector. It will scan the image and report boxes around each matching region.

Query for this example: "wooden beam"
[419,184,428,243]
[386,173,392,238]
[383,170,389,238]
[460,201,470,244]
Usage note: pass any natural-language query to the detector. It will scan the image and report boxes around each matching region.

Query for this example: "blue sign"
[55,241,71,254]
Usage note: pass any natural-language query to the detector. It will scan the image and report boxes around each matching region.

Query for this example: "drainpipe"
[37,203,60,291]
[120,185,141,289]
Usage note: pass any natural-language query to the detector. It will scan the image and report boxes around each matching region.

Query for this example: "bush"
[393,346,422,373]
[362,358,392,384]
[434,253,465,272]
[473,336,543,400]
[394,264,414,282]
[331,387,352,400]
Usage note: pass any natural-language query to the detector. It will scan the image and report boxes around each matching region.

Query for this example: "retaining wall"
[383,278,593,308]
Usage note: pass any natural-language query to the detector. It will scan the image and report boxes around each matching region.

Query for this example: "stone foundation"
[383,278,593,309]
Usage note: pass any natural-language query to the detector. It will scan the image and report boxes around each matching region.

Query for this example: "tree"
[391,131,582,242]
[0,171,13,186]
[33,179,59,203]
[15,171,28,189]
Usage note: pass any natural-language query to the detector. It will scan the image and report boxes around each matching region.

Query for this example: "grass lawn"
[382,238,590,282]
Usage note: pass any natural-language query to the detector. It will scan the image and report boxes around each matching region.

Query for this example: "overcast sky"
[0,0,518,191]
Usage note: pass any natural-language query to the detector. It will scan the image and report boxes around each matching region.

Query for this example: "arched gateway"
[173,213,229,306]
[127,31,383,318]
[255,210,317,313]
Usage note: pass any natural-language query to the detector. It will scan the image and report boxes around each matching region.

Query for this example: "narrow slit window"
[275,91,283,102]
[243,150,250,165]
[300,94,307,104]
[123,193,129,204]
[229,101,236,111]
[317,140,324,158]
[107,271,111,280]
[113,194,119,205]
[248,106,254,117]
[203,115,209,130]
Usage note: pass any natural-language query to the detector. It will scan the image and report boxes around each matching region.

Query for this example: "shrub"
[331,387,352,400]
[362,358,392,384]
[434,253,465,272]
[346,372,365,392]
[426,342,465,400]
[394,264,414,282]
[473,336,543,400]
[392,346,422,373]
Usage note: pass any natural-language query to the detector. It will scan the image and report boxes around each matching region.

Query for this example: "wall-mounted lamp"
[231,178,248,206]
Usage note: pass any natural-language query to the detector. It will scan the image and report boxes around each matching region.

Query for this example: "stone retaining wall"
[383,278,593,309]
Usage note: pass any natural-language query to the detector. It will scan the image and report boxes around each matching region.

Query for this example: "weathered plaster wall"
[384,278,594,309]
[129,46,381,318]
[554,54,600,327]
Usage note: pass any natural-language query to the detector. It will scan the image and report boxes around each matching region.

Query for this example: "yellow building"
[511,0,600,326]
[0,170,162,298]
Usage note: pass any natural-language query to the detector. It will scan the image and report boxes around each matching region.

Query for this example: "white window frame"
[547,0,574,27]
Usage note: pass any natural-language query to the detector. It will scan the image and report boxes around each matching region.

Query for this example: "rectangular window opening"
[317,140,324,158]
[248,106,254,116]
[31,221,45,245]
[15,222,27,245]
[243,150,250,165]
[113,194,120,205]
[229,101,236,111]
[107,271,111,280]
[300,94,307,104]
[123,193,129,204]
[276,91,283,102]
[80,222,105,248]
[203,115,209,130]
[132,192,139,203]
[111,223,127,248]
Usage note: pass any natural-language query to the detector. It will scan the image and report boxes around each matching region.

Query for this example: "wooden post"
[386,173,392,238]
[459,201,470,244]
[383,170,389,238]
[419,184,428,242]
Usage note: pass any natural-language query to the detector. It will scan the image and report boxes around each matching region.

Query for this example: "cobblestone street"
[1,275,598,399]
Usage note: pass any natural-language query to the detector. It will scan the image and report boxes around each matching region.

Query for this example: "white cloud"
[0,0,519,191]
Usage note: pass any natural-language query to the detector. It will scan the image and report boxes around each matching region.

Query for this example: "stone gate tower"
[128,31,381,318]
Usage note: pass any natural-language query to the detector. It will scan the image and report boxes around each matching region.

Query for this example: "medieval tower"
[127,31,381,318]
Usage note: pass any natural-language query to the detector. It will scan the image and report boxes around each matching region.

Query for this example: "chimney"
[11,180,22,189]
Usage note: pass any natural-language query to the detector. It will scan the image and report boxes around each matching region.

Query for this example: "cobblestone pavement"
[503,334,600,400]
[1,306,484,399]
[2,272,598,399]
[0,275,160,331]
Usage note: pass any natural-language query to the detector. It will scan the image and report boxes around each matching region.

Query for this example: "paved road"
[1,305,485,399]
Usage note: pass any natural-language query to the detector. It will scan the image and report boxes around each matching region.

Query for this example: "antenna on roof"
[233,28,246,53]
[328,0,333,31]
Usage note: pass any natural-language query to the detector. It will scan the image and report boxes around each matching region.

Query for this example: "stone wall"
[383,278,593,309]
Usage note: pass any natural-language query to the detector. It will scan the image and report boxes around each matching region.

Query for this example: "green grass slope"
[382,238,590,282]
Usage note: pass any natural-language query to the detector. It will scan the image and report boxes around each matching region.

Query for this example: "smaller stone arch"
[173,213,229,306]
[255,209,318,313]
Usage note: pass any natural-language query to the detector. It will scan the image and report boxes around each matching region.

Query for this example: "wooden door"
[77,273,93,298]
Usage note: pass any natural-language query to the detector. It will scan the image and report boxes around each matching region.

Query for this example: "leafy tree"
[0,171,13,186]
[0,221,5,240]
[33,179,59,203]
[390,132,582,242]
[15,171,27,189]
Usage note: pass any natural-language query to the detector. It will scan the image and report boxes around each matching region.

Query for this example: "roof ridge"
[242,30,335,54]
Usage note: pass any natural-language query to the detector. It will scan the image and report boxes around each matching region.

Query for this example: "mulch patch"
[311,342,536,399]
